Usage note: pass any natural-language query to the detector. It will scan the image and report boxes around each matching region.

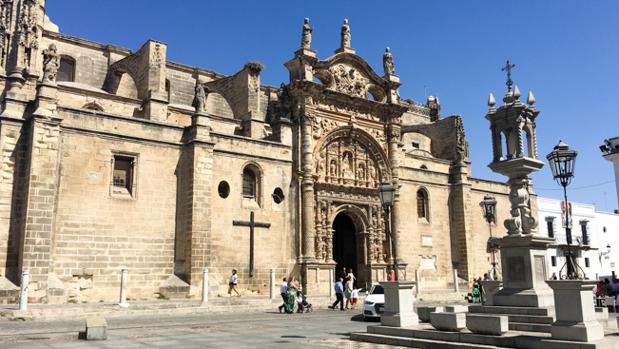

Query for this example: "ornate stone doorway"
[332,212,358,286]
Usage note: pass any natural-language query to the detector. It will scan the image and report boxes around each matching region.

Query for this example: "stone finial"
[341,19,351,49]
[41,43,59,84]
[527,91,535,106]
[301,18,312,49]
[488,93,496,108]
[513,85,521,99]
[383,47,395,75]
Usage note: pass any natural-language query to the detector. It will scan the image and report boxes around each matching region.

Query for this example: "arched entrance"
[332,212,359,288]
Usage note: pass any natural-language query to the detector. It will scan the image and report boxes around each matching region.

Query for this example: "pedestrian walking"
[228,269,240,296]
[328,278,345,311]
[278,277,288,313]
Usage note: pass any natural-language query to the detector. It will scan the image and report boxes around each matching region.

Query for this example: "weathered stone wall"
[52,130,179,300]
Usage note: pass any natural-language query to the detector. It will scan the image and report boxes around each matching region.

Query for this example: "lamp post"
[546,140,580,279]
[378,180,397,280]
[481,195,499,280]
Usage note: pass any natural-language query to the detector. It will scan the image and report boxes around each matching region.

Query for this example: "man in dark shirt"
[328,278,345,311]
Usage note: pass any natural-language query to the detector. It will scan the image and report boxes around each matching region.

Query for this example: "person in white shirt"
[278,277,288,313]
[227,269,240,296]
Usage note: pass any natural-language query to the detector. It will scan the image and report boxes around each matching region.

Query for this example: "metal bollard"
[19,270,29,311]
[269,269,275,301]
[119,268,129,307]
[201,268,209,305]
[453,269,459,293]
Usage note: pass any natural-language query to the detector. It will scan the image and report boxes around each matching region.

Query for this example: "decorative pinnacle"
[501,60,516,91]
[488,93,496,108]
[513,85,521,99]
[527,91,535,106]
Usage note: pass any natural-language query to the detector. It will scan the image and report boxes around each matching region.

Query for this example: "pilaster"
[176,112,214,287]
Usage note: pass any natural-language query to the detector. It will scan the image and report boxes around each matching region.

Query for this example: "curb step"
[508,322,551,333]
[506,314,553,324]
[351,332,512,349]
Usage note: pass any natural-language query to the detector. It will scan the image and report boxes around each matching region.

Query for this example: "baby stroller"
[297,291,313,313]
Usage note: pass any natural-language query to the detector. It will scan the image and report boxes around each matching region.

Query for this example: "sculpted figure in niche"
[383,47,395,75]
[301,18,312,49]
[341,19,351,48]
[357,163,366,184]
[193,80,207,113]
[341,151,353,179]
[42,44,59,83]
[329,159,337,179]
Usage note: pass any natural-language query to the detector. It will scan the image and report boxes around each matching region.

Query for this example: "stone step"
[508,321,551,333]
[506,314,554,324]
[352,332,509,349]
[469,305,550,316]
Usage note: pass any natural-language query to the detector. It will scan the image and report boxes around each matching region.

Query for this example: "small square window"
[551,256,556,267]
[412,142,420,149]
[111,154,136,197]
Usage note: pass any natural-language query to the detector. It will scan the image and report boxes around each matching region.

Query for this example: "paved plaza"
[0,309,402,349]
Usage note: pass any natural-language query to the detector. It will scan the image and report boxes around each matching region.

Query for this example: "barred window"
[58,56,76,82]
[580,221,589,245]
[417,189,428,220]
[242,167,257,199]
[546,217,555,238]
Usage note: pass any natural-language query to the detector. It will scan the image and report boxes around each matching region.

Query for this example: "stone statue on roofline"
[42,43,59,83]
[301,18,312,49]
[341,19,351,49]
[383,47,395,75]
[193,80,207,113]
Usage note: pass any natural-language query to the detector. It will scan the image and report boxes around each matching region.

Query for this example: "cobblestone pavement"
[0,309,405,349]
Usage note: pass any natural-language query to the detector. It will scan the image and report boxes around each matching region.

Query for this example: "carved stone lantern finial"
[301,18,312,50]
[527,91,535,106]
[488,93,496,108]
[513,85,521,100]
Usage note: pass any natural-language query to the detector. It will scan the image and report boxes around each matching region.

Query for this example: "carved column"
[301,113,316,261]
[387,122,404,267]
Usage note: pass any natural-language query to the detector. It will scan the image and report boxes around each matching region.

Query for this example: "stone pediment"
[314,53,390,102]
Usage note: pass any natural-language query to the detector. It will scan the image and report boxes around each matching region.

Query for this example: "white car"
[363,284,384,319]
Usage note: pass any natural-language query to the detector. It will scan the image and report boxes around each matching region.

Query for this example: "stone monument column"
[485,71,553,307]
[300,113,316,261]
[387,122,405,274]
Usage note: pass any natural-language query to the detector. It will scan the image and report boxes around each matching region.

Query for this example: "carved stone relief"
[328,63,369,98]
[314,137,380,188]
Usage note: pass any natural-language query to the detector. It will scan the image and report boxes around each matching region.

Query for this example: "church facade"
[0,1,529,303]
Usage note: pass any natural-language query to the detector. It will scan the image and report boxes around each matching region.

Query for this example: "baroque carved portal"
[314,135,381,188]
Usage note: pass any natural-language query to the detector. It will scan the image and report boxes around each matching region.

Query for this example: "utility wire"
[535,180,615,191]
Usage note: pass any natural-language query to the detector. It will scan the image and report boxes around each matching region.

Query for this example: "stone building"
[0,1,527,303]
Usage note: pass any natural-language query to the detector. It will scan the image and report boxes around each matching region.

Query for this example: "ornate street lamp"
[378,180,397,280]
[480,195,499,280]
[546,140,581,279]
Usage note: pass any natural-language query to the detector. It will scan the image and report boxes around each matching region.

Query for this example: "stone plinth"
[547,280,604,342]
[430,312,466,331]
[417,306,443,322]
[85,317,107,340]
[466,313,508,335]
[480,280,502,306]
[380,281,418,327]
[493,234,554,308]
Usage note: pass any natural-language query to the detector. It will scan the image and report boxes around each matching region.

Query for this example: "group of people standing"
[278,277,312,313]
[329,267,360,311]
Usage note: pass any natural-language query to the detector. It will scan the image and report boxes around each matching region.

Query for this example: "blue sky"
[46,1,619,210]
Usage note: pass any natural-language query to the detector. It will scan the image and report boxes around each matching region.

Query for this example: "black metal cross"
[232,211,271,277]
[501,60,516,90]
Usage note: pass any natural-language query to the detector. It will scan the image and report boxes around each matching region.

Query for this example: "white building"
[537,197,599,279]
[594,211,619,278]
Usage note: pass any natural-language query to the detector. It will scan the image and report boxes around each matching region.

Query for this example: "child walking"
[228,269,240,296]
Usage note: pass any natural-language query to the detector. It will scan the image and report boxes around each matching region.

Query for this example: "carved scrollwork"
[326,63,369,99]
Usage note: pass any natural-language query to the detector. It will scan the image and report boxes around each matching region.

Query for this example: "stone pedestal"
[380,281,418,327]
[480,280,502,306]
[493,234,554,308]
[547,280,604,342]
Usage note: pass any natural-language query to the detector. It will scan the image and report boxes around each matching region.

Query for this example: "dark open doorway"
[332,212,358,288]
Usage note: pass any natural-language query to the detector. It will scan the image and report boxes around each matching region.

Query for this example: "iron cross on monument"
[501,60,516,90]
[232,211,271,277]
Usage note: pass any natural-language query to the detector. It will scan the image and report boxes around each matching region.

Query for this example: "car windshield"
[370,285,384,295]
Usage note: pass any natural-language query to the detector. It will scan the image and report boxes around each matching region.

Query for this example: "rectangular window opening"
[112,155,135,197]
[584,257,590,268]
[546,217,554,238]
[550,256,556,267]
